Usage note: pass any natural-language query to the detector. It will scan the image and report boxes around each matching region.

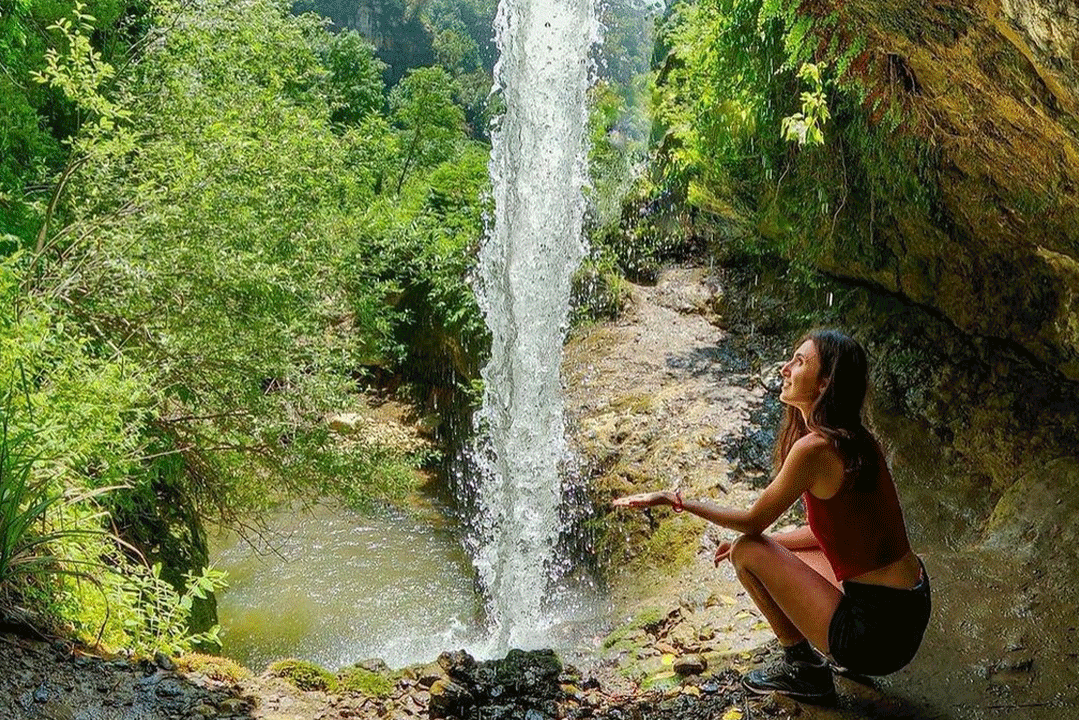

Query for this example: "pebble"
[673,655,707,676]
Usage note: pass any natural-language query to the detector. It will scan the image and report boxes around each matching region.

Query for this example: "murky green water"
[211,502,484,671]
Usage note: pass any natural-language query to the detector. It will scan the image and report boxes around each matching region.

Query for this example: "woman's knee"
[729,533,774,569]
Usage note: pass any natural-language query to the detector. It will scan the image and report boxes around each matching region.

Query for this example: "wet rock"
[417,661,446,688]
[437,650,477,680]
[353,657,391,674]
[667,622,699,650]
[154,651,176,671]
[428,649,568,720]
[155,678,184,697]
[428,677,474,718]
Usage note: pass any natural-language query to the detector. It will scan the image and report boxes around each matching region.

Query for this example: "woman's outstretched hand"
[713,541,732,567]
[611,491,672,509]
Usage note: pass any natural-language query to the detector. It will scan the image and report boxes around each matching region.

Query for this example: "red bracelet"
[673,491,684,513]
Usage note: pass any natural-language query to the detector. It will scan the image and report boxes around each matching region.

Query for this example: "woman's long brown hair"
[772,329,880,491]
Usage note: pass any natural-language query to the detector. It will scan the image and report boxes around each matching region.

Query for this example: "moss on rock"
[335,666,395,697]
[267,659,336,692]
[176,653,251,683]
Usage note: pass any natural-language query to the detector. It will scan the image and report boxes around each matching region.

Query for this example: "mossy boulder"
[176,653,251,683]
[267,659,336,692]
[335,666,395,697]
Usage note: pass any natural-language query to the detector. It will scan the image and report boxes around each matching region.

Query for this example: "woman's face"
[780,338,826,410]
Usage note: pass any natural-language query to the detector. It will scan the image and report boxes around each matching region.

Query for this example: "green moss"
[268,659,336,692]
[629,606,667,633]
[640,670,680,692]
[638,514,700,571]
[602,624,642,651]
[336,666,395,698]
[177,653,251,683]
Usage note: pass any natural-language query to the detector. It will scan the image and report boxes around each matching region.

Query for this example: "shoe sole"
[741,676,838,705]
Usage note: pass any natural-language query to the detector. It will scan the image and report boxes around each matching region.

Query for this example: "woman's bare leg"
[730,534,843,652]
[794,548,841,590]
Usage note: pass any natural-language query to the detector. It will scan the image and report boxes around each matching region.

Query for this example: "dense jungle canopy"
[2,0,1078,666]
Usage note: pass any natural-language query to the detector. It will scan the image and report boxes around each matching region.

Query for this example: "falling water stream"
[468,0,598,651]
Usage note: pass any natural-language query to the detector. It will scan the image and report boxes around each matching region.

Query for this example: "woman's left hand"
[611,491,672,509]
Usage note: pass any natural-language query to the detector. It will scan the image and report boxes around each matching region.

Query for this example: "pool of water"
[211,501,485,671]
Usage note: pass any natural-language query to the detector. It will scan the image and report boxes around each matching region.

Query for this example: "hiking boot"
[742,659,836,704]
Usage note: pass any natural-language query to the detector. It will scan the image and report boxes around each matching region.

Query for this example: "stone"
[328,412,365,434]
[673,655,707,676]
[428,678,474,718]
[436,650,476,680]
[414,660,444,690]
[218,698,249,714]
[353,657,391,674]
[154,652,176,671]
[155,679,184,697]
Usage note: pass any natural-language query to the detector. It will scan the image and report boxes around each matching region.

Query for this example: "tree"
[321,29,387,127]
[388,66,465,193]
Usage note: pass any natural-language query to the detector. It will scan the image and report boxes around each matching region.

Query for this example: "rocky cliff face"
[718,0,1079,568]
[814,0,1079,381]
[309,0,434,83]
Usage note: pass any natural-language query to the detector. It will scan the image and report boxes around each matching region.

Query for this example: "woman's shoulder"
[789,433,845,493]
[791,432,836,455]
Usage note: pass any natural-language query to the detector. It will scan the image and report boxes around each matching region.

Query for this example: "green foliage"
[0,0,136,245]
[389,66,466,193]
[416,0,497,134]
[320,30,387,127]
[571,250,627,326]
[0,394,225,654]
[780,62,830,146]
[2,0,490,651]
[650,0,939,268]
[31,2,131,136]
[0,418,103,587]
[107,563,227,654]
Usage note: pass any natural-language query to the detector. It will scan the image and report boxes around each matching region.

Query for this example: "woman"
[612,329,929,703]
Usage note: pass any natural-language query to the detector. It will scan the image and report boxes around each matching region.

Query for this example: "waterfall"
[469,0,597,651]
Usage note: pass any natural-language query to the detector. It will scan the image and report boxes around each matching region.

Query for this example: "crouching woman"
[613,329,930,703]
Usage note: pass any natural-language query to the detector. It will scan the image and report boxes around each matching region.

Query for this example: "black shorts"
[827,560,931,676]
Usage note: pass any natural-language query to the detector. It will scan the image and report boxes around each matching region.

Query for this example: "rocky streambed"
[3,267,1077,719]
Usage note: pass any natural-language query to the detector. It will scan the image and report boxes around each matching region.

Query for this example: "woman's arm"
[613,434,836,535]
[770,525,819,550]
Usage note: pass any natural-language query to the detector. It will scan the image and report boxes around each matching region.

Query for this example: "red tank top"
[803,460,911,583]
